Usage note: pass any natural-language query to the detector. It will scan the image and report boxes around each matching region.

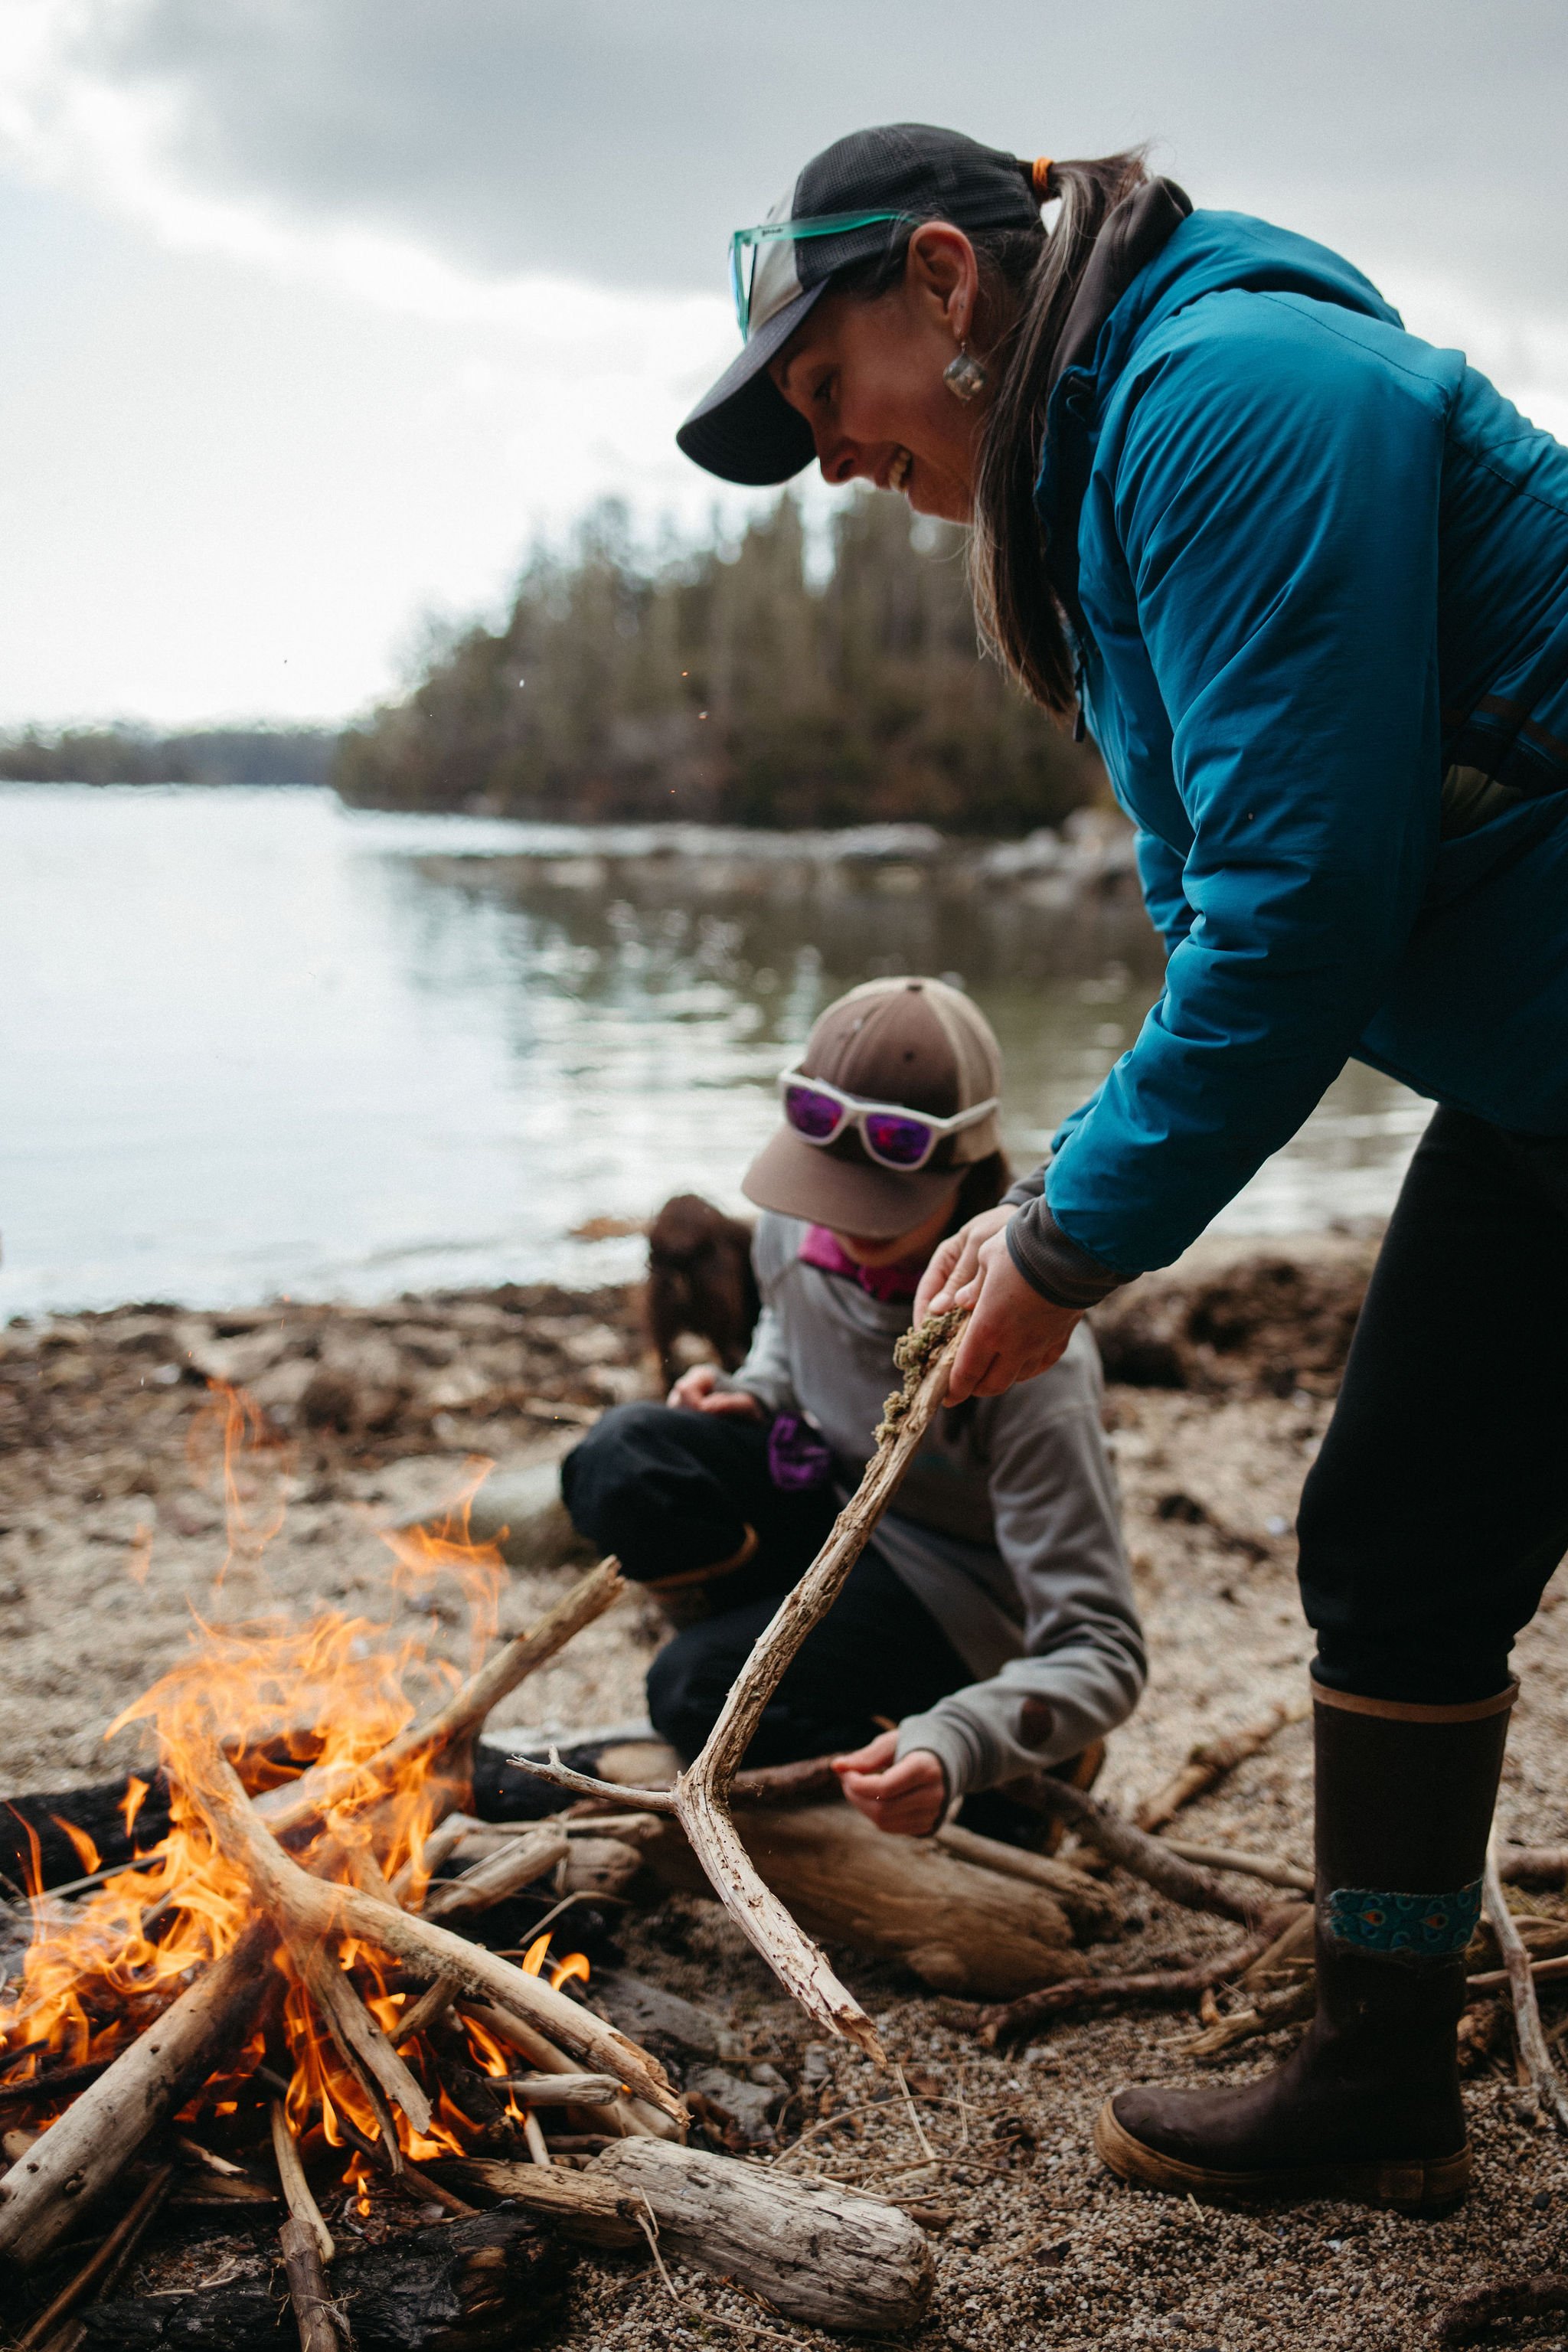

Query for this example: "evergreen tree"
[336,492,1101,832]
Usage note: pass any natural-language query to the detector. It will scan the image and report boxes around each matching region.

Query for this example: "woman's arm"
[1031,299,1449,1282]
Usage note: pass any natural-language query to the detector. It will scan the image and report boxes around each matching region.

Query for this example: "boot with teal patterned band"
[1096,1676,1516,2213]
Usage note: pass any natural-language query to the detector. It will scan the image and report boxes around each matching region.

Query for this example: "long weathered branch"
[1483,1831,1568,2133]
[191,1747,684,2124]
[510,1317,970,2060]
[978,1919,1286,2045]
[1014,1774,1261,1923]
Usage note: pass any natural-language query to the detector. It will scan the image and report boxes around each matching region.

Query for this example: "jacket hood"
[1070,205,1406,405]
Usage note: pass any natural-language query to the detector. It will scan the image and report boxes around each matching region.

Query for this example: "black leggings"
[1300,1105,1568,1704]
[561,1403,969,1765]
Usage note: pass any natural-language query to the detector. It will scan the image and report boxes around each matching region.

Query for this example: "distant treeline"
[0,727,339,787]
[337,494,1103,834]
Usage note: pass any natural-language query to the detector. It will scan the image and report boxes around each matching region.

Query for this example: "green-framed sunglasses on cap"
[728,208,909,342]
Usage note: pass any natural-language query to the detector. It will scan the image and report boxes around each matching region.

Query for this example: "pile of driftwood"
[5,1311,1568,2348]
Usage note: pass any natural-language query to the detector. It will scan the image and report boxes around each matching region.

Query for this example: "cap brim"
[741,1127,959,1240]
[676,286,823,486]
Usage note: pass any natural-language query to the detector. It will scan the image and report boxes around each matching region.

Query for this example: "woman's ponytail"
[969,149,1149,715]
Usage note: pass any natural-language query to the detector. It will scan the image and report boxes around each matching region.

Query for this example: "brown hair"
[832,149,1150,714]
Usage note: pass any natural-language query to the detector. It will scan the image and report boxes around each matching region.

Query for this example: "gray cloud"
[60,0,1568,305]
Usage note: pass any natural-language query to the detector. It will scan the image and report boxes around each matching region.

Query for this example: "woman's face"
[768,223,986,524]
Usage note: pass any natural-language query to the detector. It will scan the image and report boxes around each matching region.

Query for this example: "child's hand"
[916,1201,1015,1320]
[667,1363,764,1419]
[833,1730,948,1838]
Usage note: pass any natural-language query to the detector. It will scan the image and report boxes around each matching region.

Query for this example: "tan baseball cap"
[743,975,1004,1240]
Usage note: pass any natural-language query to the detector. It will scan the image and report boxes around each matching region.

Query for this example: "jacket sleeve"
[1135,825,1194,954]
[1020,299,1449,1279]
[894,1328,1145,1797]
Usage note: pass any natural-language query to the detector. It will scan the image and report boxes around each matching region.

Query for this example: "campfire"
[0,1375,948,2347]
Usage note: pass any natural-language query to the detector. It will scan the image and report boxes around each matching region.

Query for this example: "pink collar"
[799,1223,926,1304]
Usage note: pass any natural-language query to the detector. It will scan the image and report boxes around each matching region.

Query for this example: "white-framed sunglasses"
[777,1068,998,1173]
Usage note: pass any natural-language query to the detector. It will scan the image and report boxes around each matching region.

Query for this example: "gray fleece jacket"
[725,1213,1146,1802]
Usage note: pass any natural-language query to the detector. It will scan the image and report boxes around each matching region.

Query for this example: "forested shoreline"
[3,495,1104,834]
[335,492,1103,833]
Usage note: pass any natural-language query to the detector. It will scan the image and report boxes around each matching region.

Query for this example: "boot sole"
[1093,2097,1471,2215]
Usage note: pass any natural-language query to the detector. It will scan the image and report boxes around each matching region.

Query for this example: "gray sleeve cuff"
[1001,1164,1047,1208]
[1006,1197,1129,1310]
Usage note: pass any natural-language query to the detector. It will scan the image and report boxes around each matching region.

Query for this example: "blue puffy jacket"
[1008,204,1568,1298]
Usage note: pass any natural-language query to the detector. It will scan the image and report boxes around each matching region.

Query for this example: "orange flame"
[0,1393,523,2177]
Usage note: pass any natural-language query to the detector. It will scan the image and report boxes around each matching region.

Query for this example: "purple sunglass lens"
[863,1111,936,1168]
[785,1083,845,1142]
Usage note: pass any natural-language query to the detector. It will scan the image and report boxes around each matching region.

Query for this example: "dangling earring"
[943,341,988,403]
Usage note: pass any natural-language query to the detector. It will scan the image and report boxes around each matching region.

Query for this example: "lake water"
[0,785,1429,1316]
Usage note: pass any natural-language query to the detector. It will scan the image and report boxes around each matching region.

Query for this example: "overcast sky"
[3,0,1566,727]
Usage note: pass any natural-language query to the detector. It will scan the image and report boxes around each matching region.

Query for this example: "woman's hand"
[667,1364,764,1419]
[916,1204,1083,1405]
[832,1730,948,1838]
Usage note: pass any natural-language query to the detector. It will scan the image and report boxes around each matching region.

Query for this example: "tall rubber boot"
[1094,1678,1515,2213]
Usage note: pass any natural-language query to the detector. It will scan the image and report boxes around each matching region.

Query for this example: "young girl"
[562,974,1144,1841]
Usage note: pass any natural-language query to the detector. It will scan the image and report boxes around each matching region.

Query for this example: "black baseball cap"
[677,123,1050,487]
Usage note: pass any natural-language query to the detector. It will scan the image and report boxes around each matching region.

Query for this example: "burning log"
[448,2141,936,2334]
[278,2211,345,2352]
[80,2210,570,2350]
[642,1802,1077,2000]
[185,1746,684,2122]
[0,1919,276,2267]
[511,1315,975,2056]
[1133,1701,1306,1831]
[418,1828,568,1922]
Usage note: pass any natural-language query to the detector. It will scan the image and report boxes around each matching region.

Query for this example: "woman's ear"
[904,222,979,346]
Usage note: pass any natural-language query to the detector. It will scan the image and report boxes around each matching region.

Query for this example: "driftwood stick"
[466,2002,677,2143]
[1483,1832,1568,2132]
[279,2210,345,2352]
[1436,2272,1568,2348]
[1468,1952,1568,1994]
[0,1919,274,2268]
[420,1829,569,1921]
[296,1940,431,2139]
[270,2100,335,2266]
[14,2163,174,2350]
[1179,1975,1318,2059]
[932,1822,1122,1939]
[978,1920,1285,2045]
[1155,1837,1314,1894]
[496,2071,621,2105]
[262,1557,625,1841]
[1499,1845,1568,1888]
[1135,1701,1306,1832]
[448,2143,936,2333]
[391,1975,458,2048]
[1014,1774,1259,1923]
[511,1316,971,2059]
[190,1749,683,2124]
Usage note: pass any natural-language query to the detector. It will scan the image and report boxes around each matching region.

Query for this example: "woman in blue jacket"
[678,122,1568,2213]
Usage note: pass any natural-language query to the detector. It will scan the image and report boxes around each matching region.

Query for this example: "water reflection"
[0,786,1427,1315]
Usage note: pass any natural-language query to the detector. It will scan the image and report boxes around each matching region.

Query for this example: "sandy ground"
[2,1253,1566,2348]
